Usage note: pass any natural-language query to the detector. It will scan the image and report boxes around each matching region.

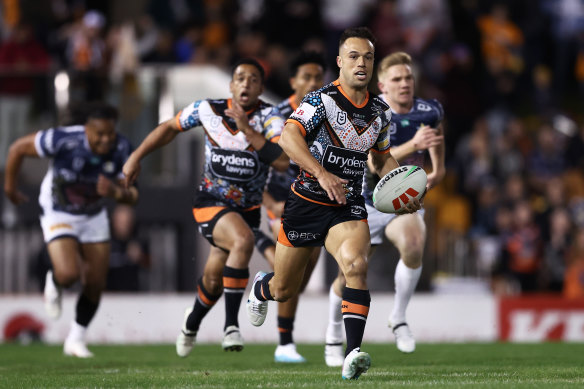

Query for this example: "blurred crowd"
[2,0,584,297]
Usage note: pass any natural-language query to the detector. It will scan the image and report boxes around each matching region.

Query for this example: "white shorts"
[366,203,425,245]
[40,207,110,244]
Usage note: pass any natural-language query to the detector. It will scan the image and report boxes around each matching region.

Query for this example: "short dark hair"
[86,102,119,122]
[339,27,376,49]
[232,58,265,82]
[289,51,327,77]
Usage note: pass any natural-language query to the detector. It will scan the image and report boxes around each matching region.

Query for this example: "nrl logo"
[337,111,347,125]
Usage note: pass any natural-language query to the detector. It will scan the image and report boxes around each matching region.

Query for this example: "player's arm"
[389,125,443,162]
[426,122,445,189]
[122,118,181,187]
[279,122,348,204]
[97,175,139,205]
[3,132,39,205]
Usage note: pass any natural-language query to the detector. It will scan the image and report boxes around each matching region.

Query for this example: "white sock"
[325,284,343,343]
[390,259,422,326]
[67,321,88,342]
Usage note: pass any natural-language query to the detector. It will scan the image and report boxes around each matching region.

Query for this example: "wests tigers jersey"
[286,80,392,205]
[362,96,443,205]
[176,98,284,209]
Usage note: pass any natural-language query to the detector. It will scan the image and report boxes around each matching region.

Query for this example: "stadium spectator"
[122,58,288,356]
[3,102,138,357]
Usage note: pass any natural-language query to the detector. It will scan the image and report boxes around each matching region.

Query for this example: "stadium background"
[1,0,584,344]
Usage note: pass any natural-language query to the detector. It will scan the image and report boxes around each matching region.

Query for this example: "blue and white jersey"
[34,125,133,215]
[362,96,443,205]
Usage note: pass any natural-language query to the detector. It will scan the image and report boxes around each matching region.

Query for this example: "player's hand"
[396,197,421,215]
[122,155,141,188]
[426,168,445,190]
[315,170,349,205]
[413,125,443,151]
[4,187,29,205]
[96,174,118,198]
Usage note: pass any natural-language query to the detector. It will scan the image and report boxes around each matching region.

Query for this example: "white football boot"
[44,270,62,319]
[324,343,344,367]
[246,271,268,326]
[274,343,306,363]
[222,325,244,351]
[64,339,94,358]
[341,347,371,380]
[176,307,197,357]
[391,322,416,353]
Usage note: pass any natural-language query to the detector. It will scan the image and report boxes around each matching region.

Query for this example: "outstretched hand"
[413,125,443,151]
[122,155,141,189]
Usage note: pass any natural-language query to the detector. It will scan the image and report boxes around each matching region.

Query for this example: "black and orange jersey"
[176,98,284,209]
[286,80,392,205]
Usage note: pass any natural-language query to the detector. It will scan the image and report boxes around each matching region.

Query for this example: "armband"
[256,141,283,164]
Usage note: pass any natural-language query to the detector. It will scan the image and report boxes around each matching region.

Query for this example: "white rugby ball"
[373,165,427,213]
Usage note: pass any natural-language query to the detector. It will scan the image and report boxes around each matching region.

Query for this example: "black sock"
[185,277,222,333]
[278,316,294,345]
[223,266,249,330]
[342,287,370,357]
[254,272,274,301]
[75,293,99,327]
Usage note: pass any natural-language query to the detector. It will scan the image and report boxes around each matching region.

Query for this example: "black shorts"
[278,192,368,247]
[192,191,260,248]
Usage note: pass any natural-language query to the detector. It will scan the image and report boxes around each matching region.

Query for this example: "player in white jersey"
[325,51,445,361]
[4,103,139,357]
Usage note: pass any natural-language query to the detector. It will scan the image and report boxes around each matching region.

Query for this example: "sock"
[277,316,294,345]
[67,320,87,342]
[326,284,343,344]
[223,266,249,330]
[75,293,99,327]
[254,272,275,301]
[342,287,370,357]
[390,259,422,326]
[186,277,222,333]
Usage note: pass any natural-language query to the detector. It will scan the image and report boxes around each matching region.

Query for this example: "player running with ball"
[325,51,445,363]
[246,28,420,380]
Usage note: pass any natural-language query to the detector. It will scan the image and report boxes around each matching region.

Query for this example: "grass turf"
[0,343,583,388]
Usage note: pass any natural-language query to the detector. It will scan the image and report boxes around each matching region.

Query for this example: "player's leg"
[325,267,345,366]
[177,246,226,357]
[273,247,319,363]
[212,211,256,345]
[385,212,426,353]
[45,238,82,319]
[61,240,110,358]
[325,220,372,380]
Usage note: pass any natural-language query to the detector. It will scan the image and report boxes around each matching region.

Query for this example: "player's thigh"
[212,211,254,251]
[325,220,370,271]
[47,237,82,280]
[384,212,426,253]
[79,241,111,286]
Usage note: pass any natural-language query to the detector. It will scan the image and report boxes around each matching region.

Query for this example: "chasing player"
[4,103,138,357]
[122,58,288,357]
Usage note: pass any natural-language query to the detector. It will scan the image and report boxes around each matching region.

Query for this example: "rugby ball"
[372,165,427,213]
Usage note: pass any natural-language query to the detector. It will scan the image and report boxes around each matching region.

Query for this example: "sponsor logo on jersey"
[287,230,320,241]
[72,157,85,171]
[322,145,367,179]
[389,122,397,135]
[103,161,115,173]
[417,103,432,112]
[209,148,260,182]
[337,111,347,125]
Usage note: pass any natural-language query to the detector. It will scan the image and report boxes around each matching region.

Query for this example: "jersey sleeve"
[175,100,204,131]
[371,109,392,154]
[115,136,134,180]
[285,91,325,137]
[430,98,444,124]
[262,107,285,143]
[34,127,64,157]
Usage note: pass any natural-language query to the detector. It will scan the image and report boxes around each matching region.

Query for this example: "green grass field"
[1,343,583,388]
